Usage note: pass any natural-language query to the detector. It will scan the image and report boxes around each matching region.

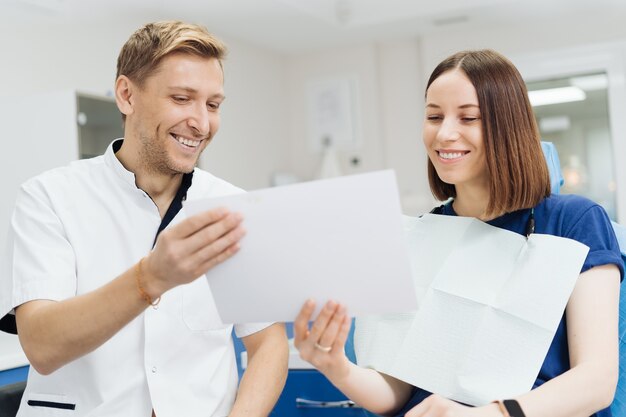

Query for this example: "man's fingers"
[185,212,243,254]
[198,240,242,273]
[171,207,231,239]
[192,224,246,267]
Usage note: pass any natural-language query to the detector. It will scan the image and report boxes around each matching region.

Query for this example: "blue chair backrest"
[611,223,626,415]
[542,142,626,415]
[541,142,565,194]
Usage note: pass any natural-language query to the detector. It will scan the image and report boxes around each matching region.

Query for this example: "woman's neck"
[452,184,499,221]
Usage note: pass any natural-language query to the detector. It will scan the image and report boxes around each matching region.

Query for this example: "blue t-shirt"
[395,194,624,417]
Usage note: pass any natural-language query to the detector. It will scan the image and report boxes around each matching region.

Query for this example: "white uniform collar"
[103,138,140,188]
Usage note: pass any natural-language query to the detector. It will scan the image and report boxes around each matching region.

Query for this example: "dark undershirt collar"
[153,172,194,247]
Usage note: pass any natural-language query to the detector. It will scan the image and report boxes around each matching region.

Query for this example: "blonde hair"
[116,20,227,87]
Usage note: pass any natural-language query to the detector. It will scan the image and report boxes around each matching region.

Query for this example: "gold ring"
[314,342,332,353]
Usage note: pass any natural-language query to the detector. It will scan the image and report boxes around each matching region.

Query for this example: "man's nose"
[188,104,210,137]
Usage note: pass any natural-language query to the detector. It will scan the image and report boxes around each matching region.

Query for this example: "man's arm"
[230,323,289,417]
[16,208,244,375]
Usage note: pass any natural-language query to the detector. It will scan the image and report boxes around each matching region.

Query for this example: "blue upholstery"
[611,222,626,416]
[541,142,565,194]
[541,142,626,415]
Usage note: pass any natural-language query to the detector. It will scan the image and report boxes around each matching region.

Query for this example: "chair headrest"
[541,141,565,194]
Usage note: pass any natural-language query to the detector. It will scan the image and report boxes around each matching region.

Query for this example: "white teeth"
[439,152,465,159]
[173,134,201,148]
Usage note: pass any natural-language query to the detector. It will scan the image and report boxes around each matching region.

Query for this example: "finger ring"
[314,342,332,352]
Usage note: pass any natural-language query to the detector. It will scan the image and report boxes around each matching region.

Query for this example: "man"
[0,21,288,417]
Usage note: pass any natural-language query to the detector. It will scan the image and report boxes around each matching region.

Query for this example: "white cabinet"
[0,91,123,370]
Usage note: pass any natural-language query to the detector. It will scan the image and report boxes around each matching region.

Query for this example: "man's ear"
[115,75,135,117]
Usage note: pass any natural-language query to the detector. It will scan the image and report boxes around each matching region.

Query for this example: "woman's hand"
[293,299,352,384]
[405,394,502,417]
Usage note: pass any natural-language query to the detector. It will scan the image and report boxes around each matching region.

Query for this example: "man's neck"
[136,172,183,218]
[115,140,183,218]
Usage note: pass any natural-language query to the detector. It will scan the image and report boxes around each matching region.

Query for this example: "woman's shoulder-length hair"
[426,49,551,216]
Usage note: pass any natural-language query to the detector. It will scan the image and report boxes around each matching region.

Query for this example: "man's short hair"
[116,20,227,87]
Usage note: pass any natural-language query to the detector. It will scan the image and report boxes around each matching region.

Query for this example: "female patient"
[294,49,623,417]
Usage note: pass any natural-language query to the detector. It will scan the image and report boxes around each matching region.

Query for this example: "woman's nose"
[436,119,461,142]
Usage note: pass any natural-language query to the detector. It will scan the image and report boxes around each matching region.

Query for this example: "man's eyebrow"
[168,86,197,93]
[167,86,225,100]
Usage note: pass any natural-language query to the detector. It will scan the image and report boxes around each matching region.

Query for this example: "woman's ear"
[115,75,135,117]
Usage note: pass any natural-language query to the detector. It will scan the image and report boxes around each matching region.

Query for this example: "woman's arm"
[405,264,621,417]
[513,263,620,417]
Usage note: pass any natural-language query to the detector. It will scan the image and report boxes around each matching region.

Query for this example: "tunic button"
[151,367,157,373]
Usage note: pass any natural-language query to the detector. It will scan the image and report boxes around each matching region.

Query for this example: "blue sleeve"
[565,204,624,281]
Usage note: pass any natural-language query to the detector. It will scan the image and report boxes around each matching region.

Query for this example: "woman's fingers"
[307,300,339,344]
[331,314,352,353]
[294,300,347,353]
[293,299,316,348]
[317,304,346,349]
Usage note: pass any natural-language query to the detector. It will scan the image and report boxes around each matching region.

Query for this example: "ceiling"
[3,0,626,53]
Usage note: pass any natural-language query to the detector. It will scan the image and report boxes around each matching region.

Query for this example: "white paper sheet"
[354,214,589,406]
[183,170,417,323]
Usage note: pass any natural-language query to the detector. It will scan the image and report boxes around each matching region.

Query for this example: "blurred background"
[1,0,626,222]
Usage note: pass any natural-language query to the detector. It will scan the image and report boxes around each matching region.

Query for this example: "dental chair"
[0,381,25,417]
[541,142,626,415]
[610,224,626,416]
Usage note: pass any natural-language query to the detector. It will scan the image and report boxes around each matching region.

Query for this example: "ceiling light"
[528,86,586,107]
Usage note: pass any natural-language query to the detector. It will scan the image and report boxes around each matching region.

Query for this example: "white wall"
[419,13,626,80]
[200,40,290,191]
[285,41,436,214]
[0,18,290,191]
[285,44,384,178]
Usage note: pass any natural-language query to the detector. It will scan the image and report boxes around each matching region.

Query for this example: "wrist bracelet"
[493,399,526,417]
[136,257,161,307]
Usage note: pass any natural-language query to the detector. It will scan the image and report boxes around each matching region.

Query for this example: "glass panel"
[76,94,124,159]
[527,72,617,220]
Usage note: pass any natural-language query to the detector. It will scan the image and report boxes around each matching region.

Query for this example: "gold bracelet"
[493,400,510,417]
[136,257,161,307]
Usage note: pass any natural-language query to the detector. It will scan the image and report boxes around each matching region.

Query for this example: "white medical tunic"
[0,140,270,417]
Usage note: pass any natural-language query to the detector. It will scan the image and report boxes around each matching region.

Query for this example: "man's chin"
[170,160,198,175]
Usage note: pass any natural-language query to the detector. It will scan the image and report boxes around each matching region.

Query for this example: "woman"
[294,50,623,417]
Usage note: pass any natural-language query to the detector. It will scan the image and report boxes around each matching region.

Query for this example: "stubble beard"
[139,126,199,176]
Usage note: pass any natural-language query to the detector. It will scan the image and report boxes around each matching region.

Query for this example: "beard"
[138,124,202,175]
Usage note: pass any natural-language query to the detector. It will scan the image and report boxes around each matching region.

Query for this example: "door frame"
[512,41,626,223]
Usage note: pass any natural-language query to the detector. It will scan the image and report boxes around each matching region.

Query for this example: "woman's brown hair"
[426,49,551,215]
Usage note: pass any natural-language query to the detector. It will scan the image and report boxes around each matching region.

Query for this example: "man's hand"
[143,207,245,297]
